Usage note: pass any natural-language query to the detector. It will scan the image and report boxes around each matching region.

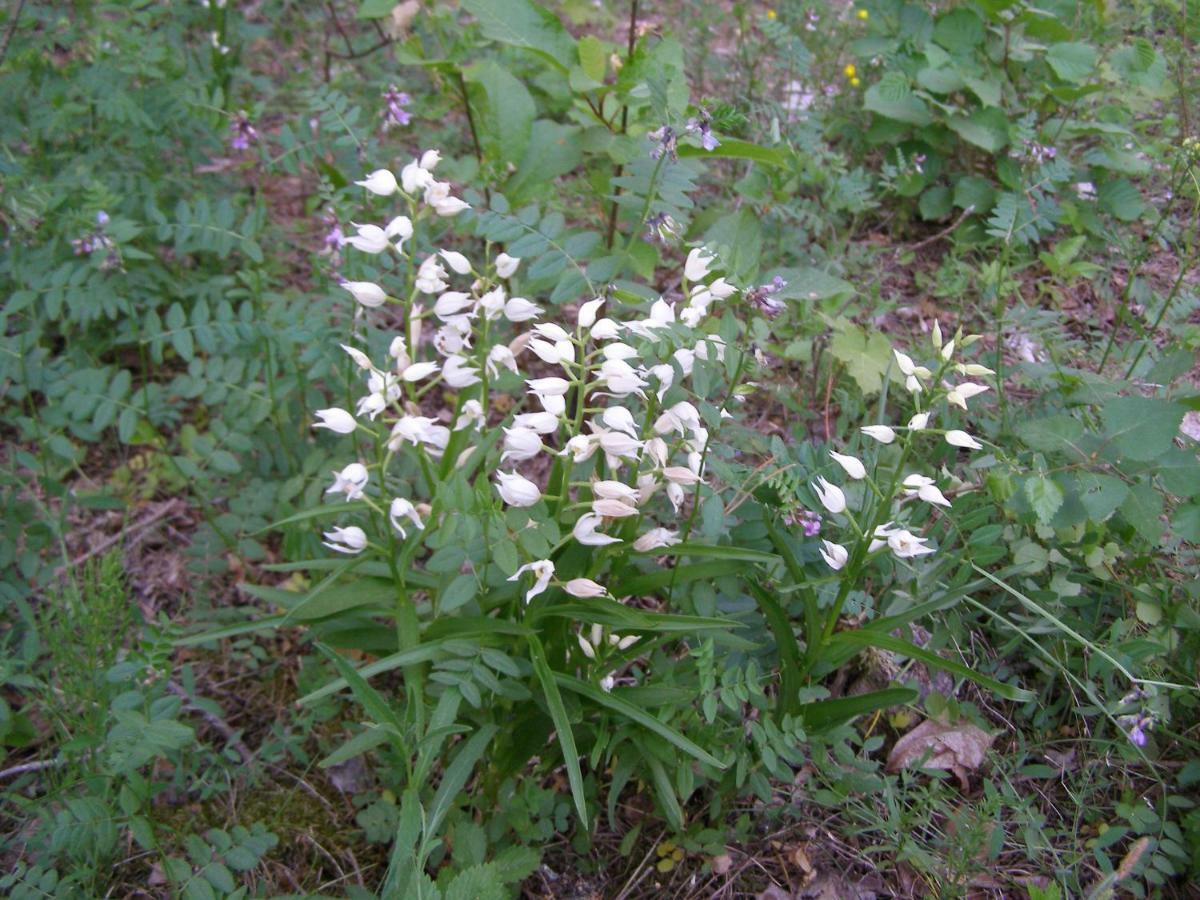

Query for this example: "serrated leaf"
[829,319,896,395]
[1025,475,1064,525]
[864,77,932,126]
[1101,397,1184,462]
[461,0,576,70]
[1046,42,1097,83]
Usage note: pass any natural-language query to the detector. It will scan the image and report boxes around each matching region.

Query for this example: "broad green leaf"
[1077,472,1129,523]
[947,107,1009,152]
[864,77,932,126]
[1098,178,1145,222]
[1120,481,1164,544]
[1101,397,1184,462]
[1024,475,1064,526]
[1045,42,1097,83]
[933,8,985,52]
[577,35,608,83]
[952,175,996,213]
[463,60,536,165]
[829,318,896,395]
[462,0,576,71]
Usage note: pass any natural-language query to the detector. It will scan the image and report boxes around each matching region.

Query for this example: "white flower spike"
[313,407,356,434]
[829,450,866,480]
[945,430,984,450]
[812,476,847,514]
[861,425,896,444]
[508,560,554,604]
[819,540,848,570]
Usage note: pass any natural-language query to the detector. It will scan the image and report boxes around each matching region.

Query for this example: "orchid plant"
[750,324,1035,723]
[299,151,751,864]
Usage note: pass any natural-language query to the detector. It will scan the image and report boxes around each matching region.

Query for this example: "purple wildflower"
[685,109,720,152]
[784,508,822,537]
[746,276,788,318]
[644,212,680,243]
[649,125,678,161]
[230,111,258,152]
[382,85,412,130]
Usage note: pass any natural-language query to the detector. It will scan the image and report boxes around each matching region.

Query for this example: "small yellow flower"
[850,76,861,87]
[857,8,869,20]
[843,63,857,78]
[766,8,776,19]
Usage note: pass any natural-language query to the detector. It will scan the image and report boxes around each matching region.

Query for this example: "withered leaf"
[886,717,995,789]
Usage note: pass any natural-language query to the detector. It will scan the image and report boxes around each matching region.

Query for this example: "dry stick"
[0,757,64,781]
[895,204,976,257]
[0,0,27,68]
[604,0,641,250]
[53,499,184,578]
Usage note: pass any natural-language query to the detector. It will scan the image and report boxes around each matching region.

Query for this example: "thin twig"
[0,757,64,781]
[896,204,976,256]
[53,499,185,578]
[0,0,28,69]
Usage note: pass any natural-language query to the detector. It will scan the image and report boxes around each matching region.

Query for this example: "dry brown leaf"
[789,844,815,876]
[886,717,995,789]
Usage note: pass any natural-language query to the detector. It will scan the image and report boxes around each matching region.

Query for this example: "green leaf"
[421,724,499,860]
[799,688,919,731]
[918,185,953,221]
[643,543,779,563]
[357,0,396,18]
[1120,481,1165,544]
[1045,42,1098,83]
[299,643,454,705]
[463,60,537,165]
[577,35,608,83]
[532,598,736,634]
[864,76,932,126]
[827,630,1035,702]
[1024,475,1064,526]
[677,138,789,168]
[946,107,1009,152]
[461,0,576,71]
[829,318,896,395]
[528,637,589,831]
[315,644,405,742]
[747,581,803,719]
[554,673,727,769]
[1101,397,1184,462]
[952,175,996,213]
[1098,178,1145,221]
[933,8,985,52]
[1077,472,1129,523]
[439,573,477,614]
